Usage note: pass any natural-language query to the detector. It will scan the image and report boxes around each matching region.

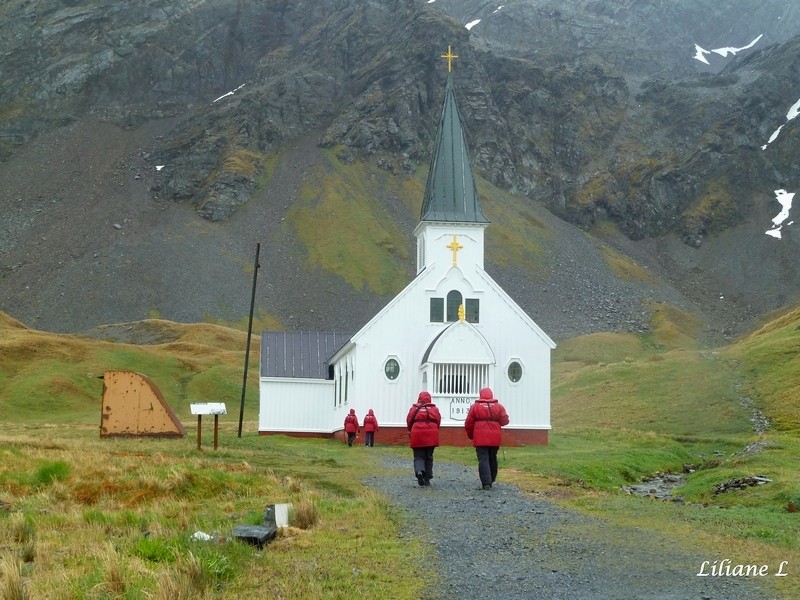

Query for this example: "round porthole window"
[384,358,400,380]
[507,361,522,383]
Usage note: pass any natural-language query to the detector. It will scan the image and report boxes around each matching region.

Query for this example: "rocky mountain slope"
[2,0,800,344]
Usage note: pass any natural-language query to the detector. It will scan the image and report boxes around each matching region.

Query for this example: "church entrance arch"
[420,320,495,421]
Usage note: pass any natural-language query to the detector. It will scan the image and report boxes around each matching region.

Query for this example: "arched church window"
[507,361,523,383]
[384,358,400,381]
[446,290,462,322]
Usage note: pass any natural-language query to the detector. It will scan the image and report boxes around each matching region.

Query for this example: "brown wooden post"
[191,403,225,451]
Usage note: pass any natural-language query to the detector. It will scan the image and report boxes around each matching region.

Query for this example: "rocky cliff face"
[3,0,799,236]
[2,0,800,340]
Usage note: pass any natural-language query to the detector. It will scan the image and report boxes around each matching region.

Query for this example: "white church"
[259,54,555,446]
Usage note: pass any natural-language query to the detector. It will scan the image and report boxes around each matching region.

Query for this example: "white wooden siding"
[259,378,338,433]
[259,219,554,437]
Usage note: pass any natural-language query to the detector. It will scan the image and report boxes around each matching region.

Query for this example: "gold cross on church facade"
[440,45,458,72]
[447,234,463,266]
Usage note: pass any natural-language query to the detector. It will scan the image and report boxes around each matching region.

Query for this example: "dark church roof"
[261,331,352,379]
[419,75,489,224]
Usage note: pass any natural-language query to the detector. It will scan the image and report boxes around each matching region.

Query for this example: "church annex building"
[259,53,555,446]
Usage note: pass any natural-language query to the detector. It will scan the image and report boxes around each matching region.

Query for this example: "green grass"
[32,460,71,487]
[2,301,800,598]
[0,321,261,425]
[478,177,550,270]
[283,151,556,294]
[287,151,414,295]
[600,244,657,283]
[543,309,800,600]
[726,305,800,433]
[0,427,429,599]
[554,345,752,435]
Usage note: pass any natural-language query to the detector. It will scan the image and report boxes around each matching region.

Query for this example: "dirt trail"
[363,454,781,600]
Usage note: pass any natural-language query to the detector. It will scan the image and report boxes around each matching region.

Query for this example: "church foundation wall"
[259,426,548,446]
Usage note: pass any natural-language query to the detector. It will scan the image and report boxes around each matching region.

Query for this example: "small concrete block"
[232,524,277,549]
[263,503,291,528]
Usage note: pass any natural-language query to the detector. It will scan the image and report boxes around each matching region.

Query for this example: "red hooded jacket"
[363,409,379,432]
[343,409,359,433]
[465,387,510,447]
[406,391,441,448]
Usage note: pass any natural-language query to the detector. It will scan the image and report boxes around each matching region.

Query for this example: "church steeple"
[414,48,489,274]
[419,69,488,224]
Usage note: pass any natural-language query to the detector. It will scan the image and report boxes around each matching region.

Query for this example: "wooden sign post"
[190,403,227,450]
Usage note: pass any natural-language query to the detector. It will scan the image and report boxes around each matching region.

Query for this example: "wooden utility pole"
[238,242,260,438]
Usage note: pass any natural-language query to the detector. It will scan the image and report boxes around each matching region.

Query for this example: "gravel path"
[362,452,778,600]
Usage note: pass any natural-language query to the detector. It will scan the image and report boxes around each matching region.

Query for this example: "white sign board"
[190,403,227,416]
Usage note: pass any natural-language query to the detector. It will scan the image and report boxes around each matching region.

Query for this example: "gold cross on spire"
[441,45,458,73]
[447,234,464,266]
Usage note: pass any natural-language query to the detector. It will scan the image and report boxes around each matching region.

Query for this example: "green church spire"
[420,51,489,224]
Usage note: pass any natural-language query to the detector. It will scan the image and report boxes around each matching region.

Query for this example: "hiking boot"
[416,472,426,486]
[482,484,492,491]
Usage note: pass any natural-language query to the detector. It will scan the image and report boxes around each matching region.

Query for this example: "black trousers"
[347,432,356,446]
[365,431,375,447]
[412,446,435,480]
[475,446,499,486]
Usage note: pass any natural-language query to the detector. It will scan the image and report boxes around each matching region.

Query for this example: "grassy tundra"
[0,307,798,598]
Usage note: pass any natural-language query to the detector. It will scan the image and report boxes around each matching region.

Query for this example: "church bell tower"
[413,46,489,275]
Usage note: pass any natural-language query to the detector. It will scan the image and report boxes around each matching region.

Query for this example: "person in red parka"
[406,391,441,486]
[465,387,510,490]
[363,408,379,447]
[343,408,359,446]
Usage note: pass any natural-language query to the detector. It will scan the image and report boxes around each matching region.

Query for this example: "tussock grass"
[284,154,554,294]
[553,344,751,435]
[0,318,261,425]
[221,148,263,178]
[477,178,550,270]
[681,178,738,235]
[9,512,36,563]
[0,421,428,598]
[646,301,704,349]
[288,154,413,295]
[10,512,34,544]
[541,303,800,600]
[2,307,800,598]
[291,498,318,530]
[600,245,656,283]
[152,564,201,600]
[97,542,126,595]
[0,553,28,600]
[554,331,647,366]
[726,304,800,432]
